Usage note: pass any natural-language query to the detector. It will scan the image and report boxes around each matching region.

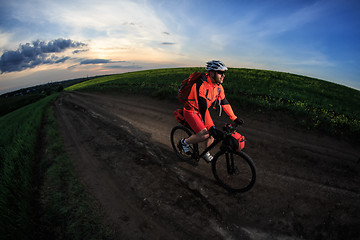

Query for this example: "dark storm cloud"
[0,38,87,73]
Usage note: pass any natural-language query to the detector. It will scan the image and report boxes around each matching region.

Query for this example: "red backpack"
[177,72,206,104]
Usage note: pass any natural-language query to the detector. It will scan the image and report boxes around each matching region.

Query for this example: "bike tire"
[170,125,197,161]
[212,150,256,193]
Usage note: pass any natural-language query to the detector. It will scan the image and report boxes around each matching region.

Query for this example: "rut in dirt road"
[55,91,360,240]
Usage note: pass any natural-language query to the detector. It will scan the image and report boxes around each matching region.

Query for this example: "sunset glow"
[1,0,359,94]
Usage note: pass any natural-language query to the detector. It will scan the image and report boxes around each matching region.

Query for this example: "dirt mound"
[54,91,360,239]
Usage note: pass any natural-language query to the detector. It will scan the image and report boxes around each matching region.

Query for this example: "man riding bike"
[180,60,244,162]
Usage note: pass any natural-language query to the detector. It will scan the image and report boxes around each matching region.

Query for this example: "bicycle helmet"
[205,60,228,71]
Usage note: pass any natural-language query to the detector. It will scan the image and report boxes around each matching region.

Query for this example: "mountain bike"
[170,123,256,193]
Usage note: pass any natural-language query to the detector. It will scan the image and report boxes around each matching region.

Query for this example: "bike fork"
[226,152,235,175]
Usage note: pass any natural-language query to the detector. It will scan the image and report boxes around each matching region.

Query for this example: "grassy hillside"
[0,94,58,238]
[67,67,360,143]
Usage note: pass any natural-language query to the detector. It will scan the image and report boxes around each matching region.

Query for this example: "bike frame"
[172,124,256,193]
[192,138,223,161]
[186,123,240,162]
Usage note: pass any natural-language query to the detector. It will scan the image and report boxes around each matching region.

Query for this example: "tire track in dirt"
[55,91,360,240]
[55,94,178,239]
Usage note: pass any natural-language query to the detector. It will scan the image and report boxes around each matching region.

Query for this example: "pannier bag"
[174,108,193,131]
[231,132,245,151]
[174,109,186,125]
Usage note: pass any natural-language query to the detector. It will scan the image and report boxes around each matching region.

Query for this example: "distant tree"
[57,85,64,92]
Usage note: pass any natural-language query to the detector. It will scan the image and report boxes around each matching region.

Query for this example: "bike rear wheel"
[212,150,256,193]
[170,126,197,161]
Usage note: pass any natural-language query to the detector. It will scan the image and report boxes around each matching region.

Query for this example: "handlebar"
[210,123,241,141]
[222,123,239,134]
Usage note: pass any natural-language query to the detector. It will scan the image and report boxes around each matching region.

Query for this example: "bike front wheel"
[212,150,256,193]
[170,125,197,161]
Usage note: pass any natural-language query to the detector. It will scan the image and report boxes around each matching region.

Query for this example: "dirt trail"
[54,91,360,240]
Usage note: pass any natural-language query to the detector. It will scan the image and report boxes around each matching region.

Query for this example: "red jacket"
[185,73,237,130]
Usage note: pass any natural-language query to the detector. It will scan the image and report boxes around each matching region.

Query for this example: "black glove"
[234,118,244,126]
[209,126,224,140]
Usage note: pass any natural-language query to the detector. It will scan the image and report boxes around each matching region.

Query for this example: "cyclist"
[180,60,243,162]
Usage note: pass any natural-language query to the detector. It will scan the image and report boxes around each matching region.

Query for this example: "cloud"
[104,64,142,69]
[0,38,86,73]
[55,56,71,63]
[68,58,139,70]
[80,59,111,65]
[79,59,126,65]
[161,42,176,45]
[73,49,88,54]
[2,0,182,66]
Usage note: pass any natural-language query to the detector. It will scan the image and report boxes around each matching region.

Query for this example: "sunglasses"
[216,71,226,76]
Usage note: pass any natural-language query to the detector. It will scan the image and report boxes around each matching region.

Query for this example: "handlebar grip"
[234,118,244,127]
[223,123,236,133]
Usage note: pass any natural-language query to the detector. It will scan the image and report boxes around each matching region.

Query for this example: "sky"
[0,0,360,94]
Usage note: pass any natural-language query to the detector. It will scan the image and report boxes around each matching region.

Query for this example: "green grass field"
[0,94,58,239]
[67,67,360,143]
[1,67,359,239]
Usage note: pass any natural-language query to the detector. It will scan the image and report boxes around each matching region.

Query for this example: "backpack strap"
[213,86,222,116]
[200,73,207,82]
